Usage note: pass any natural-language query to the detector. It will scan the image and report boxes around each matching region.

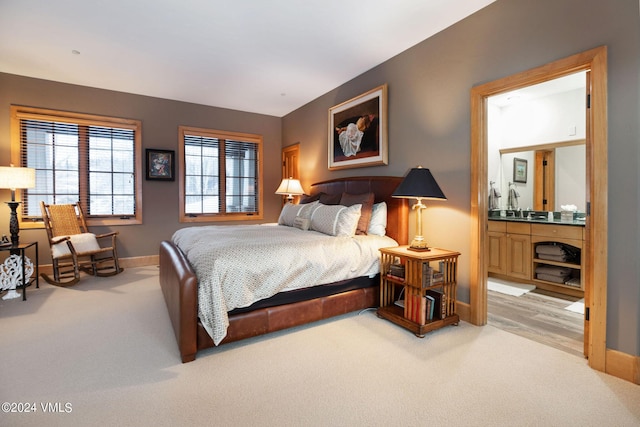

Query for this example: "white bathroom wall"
[487,80,586,211]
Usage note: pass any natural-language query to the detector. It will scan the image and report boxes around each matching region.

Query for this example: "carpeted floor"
[1,267,639,427]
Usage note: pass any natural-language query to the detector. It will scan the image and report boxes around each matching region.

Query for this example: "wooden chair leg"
[40,272,80,287]
[42,255,81,287]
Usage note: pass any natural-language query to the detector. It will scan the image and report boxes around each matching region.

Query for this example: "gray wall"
[0,74,283,261]
[282,0,640,355]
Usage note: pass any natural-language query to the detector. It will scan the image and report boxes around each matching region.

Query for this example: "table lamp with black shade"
[392,166,446,251]
[0,165,36,246]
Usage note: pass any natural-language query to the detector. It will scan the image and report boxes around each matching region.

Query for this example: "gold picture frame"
[328,84,388,170]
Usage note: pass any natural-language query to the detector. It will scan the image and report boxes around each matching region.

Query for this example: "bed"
[159,176,408,363]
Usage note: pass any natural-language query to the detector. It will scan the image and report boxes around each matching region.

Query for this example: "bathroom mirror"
[499,140,585,212]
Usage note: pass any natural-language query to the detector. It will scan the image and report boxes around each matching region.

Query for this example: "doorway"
[469,46,608,371]
[534,150,555,211]
[281,143,301,204]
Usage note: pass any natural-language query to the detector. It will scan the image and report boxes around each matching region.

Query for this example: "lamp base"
[407,236,431,252]
[6,201,20,246]
[2,290,21,300]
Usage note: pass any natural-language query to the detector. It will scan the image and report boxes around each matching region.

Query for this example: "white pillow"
[367,202,387,236]
[292,216,310,231]
[51,233,101,259]
[278,203,302,226]
[310,203,362,237]
[278,201,319,227]
[299,200,320,218]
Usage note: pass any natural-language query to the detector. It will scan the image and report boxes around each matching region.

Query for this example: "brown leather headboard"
[309,176,408,245]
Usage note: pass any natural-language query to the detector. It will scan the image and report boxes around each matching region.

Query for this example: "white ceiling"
[0,0,496,117]
[488,72,587,108]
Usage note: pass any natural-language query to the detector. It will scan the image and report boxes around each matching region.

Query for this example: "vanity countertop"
[488,217,585,227]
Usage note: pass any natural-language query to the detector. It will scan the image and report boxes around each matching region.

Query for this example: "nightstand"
[377,246,460,337]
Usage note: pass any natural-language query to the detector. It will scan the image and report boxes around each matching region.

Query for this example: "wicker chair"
[40,201,123,287]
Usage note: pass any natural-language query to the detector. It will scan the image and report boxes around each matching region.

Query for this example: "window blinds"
[19,118,136,218]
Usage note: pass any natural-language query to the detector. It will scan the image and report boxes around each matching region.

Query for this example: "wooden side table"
[0,241,39,301]
[377,246,460,337]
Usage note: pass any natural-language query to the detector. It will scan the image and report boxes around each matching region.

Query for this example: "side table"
[0,241,39,301]
[378,246,460,337]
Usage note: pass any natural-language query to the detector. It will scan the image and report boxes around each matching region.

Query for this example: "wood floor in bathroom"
[488,285,585,358]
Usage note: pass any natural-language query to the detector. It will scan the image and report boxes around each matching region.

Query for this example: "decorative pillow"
[367,202,387,236]
[278,203,303,226]
[51,233,101,259]
[299,193,323,204]
[340,192,375,235]
[278,201,319,226]
[318,193,342,205]
[298,200,320,218]
[310,203,362,237]
[292,216,310,231]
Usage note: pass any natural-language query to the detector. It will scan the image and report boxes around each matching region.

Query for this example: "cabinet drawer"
[506,222,530,235]
[488,220,506,232]
[531,223,583,240]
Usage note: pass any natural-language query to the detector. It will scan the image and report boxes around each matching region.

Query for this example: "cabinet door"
[506,233,531,280]
[487,231,506,275]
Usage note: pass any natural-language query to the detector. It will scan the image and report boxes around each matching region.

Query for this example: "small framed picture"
[146,149,175,181]
[513,157,527,183]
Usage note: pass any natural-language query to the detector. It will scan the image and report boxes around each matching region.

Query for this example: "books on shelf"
[422,264,444,288]
[393,262,449,324]
[389,262,405,279]
[386,274,405,282]
[426,288,446,320]
[405,293,426,325]
[404,289,447,324]
[425,294,435,321]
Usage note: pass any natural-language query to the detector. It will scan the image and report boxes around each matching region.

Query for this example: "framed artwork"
[328,84,388,170]
[146,149,175,181]
[513,157,527,183]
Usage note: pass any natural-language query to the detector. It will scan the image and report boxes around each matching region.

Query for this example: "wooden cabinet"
[531,223,584,297]
[377,246,460,337]
[487,221,507,275]
[488,220,585,297]
[488,221,531,280]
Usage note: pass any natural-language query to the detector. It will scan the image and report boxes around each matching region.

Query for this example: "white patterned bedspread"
[172,224,397,345]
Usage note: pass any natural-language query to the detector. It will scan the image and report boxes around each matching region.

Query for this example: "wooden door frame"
[533,150,555,211]
[281,142,301,204]
[469,46,608,371]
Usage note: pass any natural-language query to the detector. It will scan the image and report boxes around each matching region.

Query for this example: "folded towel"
[536,253,568,262]
[564,277,581,287]
[536,244,566,256]
[535,265,572,277]
[536,273,567,283]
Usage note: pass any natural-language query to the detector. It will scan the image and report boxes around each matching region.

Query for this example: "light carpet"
[487,278,536,296]
[1,267,639,427]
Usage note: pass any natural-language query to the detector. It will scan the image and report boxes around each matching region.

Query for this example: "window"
[11,106,143,227]
[178,126,263,222]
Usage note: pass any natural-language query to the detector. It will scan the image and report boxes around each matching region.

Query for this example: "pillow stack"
[279,192,387,237]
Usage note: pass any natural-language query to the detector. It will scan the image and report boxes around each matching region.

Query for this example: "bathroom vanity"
[488,215,585,297]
